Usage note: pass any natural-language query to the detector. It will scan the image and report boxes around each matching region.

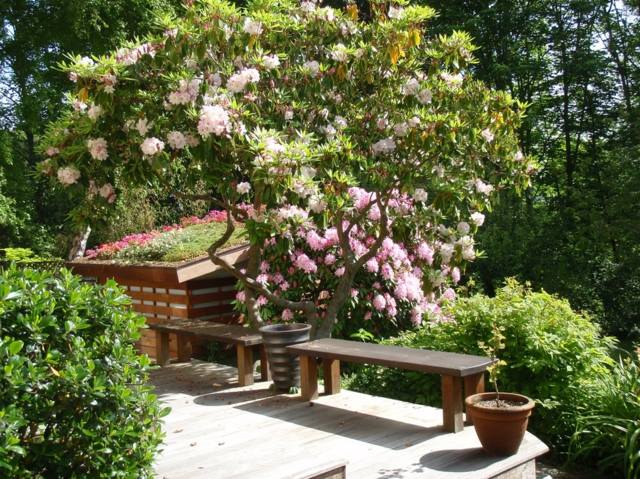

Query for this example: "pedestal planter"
[465,392,535,456]
[260,323,312,391]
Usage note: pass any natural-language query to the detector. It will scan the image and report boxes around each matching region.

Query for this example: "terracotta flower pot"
[465,392,535,456]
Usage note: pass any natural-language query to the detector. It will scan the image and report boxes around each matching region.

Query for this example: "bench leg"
[323,359,341,395]
[464,372,485,424]
[176,335,192,363]
[236,344,254,387]
[300,355,318,401]
[441,375,464,433]
[155,331,170,367]
[259,345,271,382]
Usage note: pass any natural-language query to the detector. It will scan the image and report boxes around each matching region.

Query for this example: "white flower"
[393,122,409,137]
[302,60,320,76]
[198,105,231,137]
[78,56,95,67]
[334,116,348,130]
[236,182,251,194]
[439,243,454,263]
[263,54,280,69]
[376,117,388,130]
[300,1,316,13]
[168,78,201,105]
[57,166,81,186]
[167,131,187,150]
[135,118,151,136]
[475,179,494,195]
[73,100,87,112]
[243,18,263,35]
[323,124,337,138]
[372,137,396,155]
[226,68,260,94]
[388,6,404,19]
[515,150,524,161]
[87,138,108,161]
[226,73,247,93]
[87,105,103,121]
[413,188,428,202]
[140,137,165,156]
[330,43,349,63]
[401,78,420,96]
[104,85,115,94]
[309,195,327,213]
[470,212,485,226]
[457,221,470,235]
[284,109,294,120]
[481,128,494,143]
[417,88,432,104]
[46,147,59,157]
[440,72,464,87]
[408,116,421,128]
[99,183,116,203]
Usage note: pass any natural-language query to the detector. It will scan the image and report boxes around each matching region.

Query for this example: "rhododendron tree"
[40,0,536,338]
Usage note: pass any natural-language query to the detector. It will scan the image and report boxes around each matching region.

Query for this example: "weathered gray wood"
[148,317,262,346]
[152,361,549,479]
[287,338,494,376]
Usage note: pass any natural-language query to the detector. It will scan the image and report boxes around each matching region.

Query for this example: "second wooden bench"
[287,338,495,433]
[148,317,269,387]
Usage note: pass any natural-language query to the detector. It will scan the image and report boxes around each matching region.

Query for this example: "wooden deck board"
[152,361,548,479]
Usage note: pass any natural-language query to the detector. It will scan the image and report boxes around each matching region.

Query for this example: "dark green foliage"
[424,0,640,340]
[346,280,616,458]
[0,267,167,478]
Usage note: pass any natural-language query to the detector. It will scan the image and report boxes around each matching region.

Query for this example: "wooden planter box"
[68,246,248,360]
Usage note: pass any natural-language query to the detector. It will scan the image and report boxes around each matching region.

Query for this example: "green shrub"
[568,349,640,478]
[345,279,616,455]
[0,267,167,478]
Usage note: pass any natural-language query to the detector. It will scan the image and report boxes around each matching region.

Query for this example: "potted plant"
[259,322,312,391]
[465,322,536,456]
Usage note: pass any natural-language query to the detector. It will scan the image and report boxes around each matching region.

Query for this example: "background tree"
[0,0,182,252]
[425,0,640,340]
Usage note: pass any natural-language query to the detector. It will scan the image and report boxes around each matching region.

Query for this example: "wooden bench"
[286,338,495,433]
[147,318,269,387]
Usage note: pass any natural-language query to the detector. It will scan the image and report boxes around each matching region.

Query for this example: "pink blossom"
[306,230,327,251]
[365,258,379,273]
[236,291,246,302]
[281,309,294,321]
[198,105,230,137]
[451,267,461,283]
[372,294,386,311]
[441,288,456,301]
[260,261,270,273]
[295,254,317,273]
[335,267,345,277]
[324,253,336,265]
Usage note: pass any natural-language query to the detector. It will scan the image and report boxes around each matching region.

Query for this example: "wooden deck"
[152,361,548,479]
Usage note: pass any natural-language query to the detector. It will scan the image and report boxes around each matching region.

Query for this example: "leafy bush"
[345,279,616,455]
[568,349,640,478]
[0,267,167,478]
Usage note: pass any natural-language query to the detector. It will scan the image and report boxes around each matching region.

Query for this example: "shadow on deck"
[151,361,548,479]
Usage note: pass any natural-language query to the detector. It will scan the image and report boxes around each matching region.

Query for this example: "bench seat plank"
[287,339,494,377]
[147,318,262,346]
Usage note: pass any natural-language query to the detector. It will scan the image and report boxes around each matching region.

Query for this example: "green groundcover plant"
[345,279,617,461]
[0,267,167,478]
